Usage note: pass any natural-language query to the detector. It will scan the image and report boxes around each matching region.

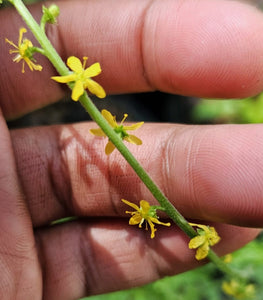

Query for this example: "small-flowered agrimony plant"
[188,223,221,260]
[122,199,171,239]
[90,109,144,155]
[2,0,256,299]
[51,56,106,101]
[5,27,43,73]
[222,279,255,299]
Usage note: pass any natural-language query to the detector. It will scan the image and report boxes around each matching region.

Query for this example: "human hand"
[1,0,263,299]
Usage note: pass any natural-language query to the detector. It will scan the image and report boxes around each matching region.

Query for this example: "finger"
[36,219,259,299]
[2,0,263,118]
[0,111,41,299]
[10,122,263,228]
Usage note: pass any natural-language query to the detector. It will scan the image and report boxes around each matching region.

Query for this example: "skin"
[0,0,263,299]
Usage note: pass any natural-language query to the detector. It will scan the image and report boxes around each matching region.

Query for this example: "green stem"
[32,47,45,56]
[79,93,197,238]
[10,0,246,285]
[12,0,196,238]
[11,0,196,235]
[208,250,245,282]
[40,15,46,32]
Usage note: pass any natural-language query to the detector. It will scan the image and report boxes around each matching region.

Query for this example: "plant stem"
[79,93,197,238]
[208,250,245,281]
[11,0,197,238]
[10,0,246,284]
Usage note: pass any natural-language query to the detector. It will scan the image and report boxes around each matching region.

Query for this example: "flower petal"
[27,60,43,72]
[105,141,116,155]
[72,80,84,101]
[139,200,151,213]
[150,217,171,227]
[67,56,83,73]
[189,235,206,249]
[209,227,221,245]
[23,58,42,72]
[124,134,142,145]
[122,199,140,211]
[51,74,77,83]
[147,219,157,239]
[129,214,143,225]
[222,281,236,296]
[84,62,102,77]
[86,79,106,98]
[102,110,117,128]
[189,223,209,232]
[124,122,144,131]
[195,242,210,260]
[89,128,106,137]
[23,39,33,49]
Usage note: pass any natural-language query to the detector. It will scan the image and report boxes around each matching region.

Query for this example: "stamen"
[83,56,88,69]
[121,113,128,124]
[18,28,27,46]
[22,61,25,73]
[5,38,18,49]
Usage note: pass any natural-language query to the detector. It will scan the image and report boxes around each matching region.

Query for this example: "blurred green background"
[83,234,263,300]
[2,1,263,299]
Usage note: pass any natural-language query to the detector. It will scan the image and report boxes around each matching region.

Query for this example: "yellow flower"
[122,199,171,239]
[188,223,221,260]
[223,253,233,264]
[222,279,255,299]
[51,56,106,101]
[90,109,144,155]
[5,27,43,73]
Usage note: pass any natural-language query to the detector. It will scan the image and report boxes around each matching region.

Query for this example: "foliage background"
[2,1,263,299]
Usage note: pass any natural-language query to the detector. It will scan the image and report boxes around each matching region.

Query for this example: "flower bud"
[42,4,60,24]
